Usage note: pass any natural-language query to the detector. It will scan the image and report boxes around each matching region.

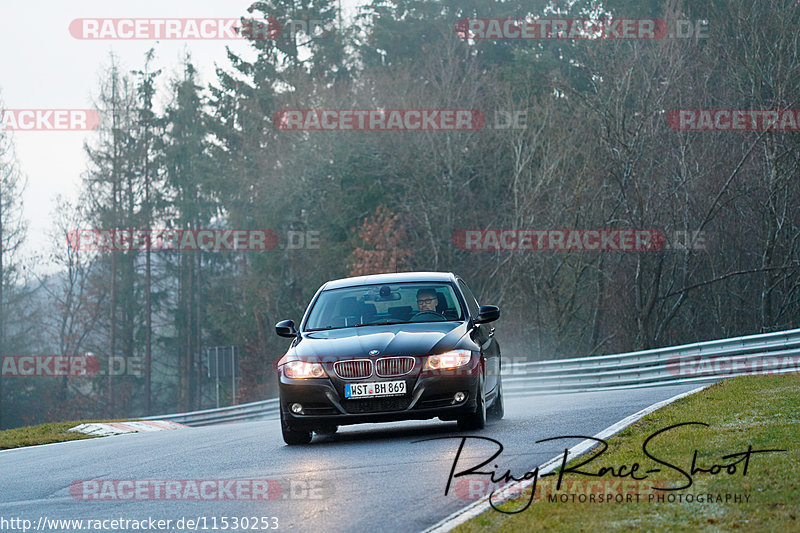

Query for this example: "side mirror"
[475,305,500,324]
[275,319,298,338]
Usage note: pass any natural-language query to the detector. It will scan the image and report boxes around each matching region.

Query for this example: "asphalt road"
[0,384,703,533]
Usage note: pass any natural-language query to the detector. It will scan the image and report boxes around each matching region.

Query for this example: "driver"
[416,288,440,313]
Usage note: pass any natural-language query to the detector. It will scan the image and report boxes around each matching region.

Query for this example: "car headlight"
[424,350,472,371]
[284,361,326,379]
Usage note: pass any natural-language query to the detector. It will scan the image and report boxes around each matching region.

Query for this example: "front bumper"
[278,362,480,429]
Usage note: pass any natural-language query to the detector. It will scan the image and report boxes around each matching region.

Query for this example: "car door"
[457,279,500,394]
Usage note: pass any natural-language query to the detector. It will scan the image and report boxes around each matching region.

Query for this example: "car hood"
[286,321,470,361]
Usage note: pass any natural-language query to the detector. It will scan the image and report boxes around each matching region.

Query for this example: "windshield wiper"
[353,321,408,327]
[307,321,409,331]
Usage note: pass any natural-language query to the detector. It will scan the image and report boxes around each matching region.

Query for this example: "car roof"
[322,271,459,290]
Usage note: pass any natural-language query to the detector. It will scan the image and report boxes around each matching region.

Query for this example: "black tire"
[457,375,486,430]
[281,409,312,445]
[315,425,339,436]
[487,378,504,421]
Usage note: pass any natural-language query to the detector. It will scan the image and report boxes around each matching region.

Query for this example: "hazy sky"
[0,0,362,274]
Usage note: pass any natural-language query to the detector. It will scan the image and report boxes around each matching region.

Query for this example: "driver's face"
[417,293,438,312]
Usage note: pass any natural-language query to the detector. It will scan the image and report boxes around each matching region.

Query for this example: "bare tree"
[0,91,28,427]
[32,198,104,415]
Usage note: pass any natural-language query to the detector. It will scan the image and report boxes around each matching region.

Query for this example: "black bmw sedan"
[274,272,503,445]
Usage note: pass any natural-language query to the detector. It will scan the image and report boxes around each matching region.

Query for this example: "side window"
[457,280,480,318]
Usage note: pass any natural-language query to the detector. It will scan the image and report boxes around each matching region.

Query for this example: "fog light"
[291,403,304,414]
[454,392,466,403]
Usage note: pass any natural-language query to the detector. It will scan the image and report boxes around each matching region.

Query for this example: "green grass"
[0,420,133,449]
[455,375,800,532]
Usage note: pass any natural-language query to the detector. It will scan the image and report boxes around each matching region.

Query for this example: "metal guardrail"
[143,328,800,426]
[503,327,800,394]
[141,398,279,426]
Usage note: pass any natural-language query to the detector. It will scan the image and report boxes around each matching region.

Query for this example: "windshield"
[305,282,465,331]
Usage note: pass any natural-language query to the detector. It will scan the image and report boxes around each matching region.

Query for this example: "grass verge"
[0,420,133,450]
[454,375,799,532]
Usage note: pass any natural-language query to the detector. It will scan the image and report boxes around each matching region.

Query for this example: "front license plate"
[345,380,406,399]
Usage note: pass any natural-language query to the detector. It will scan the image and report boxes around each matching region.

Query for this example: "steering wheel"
[410,311,447,322]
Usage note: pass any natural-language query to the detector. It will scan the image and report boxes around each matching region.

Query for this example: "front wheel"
[280,409,312,445]
[457,375,486,430]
